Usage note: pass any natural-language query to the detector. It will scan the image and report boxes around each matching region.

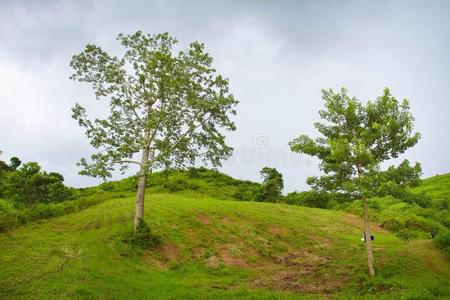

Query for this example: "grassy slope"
[410,173,450,200]
[1,192,449,299]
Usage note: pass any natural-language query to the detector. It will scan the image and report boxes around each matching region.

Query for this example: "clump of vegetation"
[0,153,136,232]
[256,167,283,202]
[281,191,348,208]
[123,219,160,249]
[434,229,450,257]
[0,156,72,208]
[0,199,18,232]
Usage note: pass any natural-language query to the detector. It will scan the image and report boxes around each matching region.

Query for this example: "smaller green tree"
[4,162,71,208]
[289,88,421,276]
[9,157,21,170]
[257,167,284,202]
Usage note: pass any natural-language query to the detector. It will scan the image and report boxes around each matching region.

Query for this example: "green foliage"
[145,168,261,201]
[289,88,421,199]
[281,191,331,208]
[434,229,450,257]
[256,167,283,202]
[0,199,17,232]
[9,157,21,170]
[70,31,238,179]
[123,219,160,249]
[2,162,72,208]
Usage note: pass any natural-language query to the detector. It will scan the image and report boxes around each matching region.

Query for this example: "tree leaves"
[70,32,238,178]
[290,88,421,198]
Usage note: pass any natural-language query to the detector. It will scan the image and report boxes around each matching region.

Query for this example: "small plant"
[434,229,450,258]
[123,219,160,249]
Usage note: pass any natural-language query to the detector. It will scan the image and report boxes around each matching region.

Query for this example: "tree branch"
[112,160,142,166]
[149,112,213,164]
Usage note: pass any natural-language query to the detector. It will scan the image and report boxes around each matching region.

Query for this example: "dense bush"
[381,218,405,233]
[123,219,160,249]
[162,174,199,192]
[0,199,18,232]
[256,167,283,202]
[281,191,333,208]
[1,161,72,208]
[0,188,133,232]
[434,229,450,257]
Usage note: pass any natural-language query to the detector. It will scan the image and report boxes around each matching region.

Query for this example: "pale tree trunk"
[363,196,375,276]
[134,130,150,230]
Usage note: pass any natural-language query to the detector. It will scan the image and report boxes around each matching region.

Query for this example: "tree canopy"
[258,167,284,202]
[289,87,421,198]
[70,31,238,179]
[289,87,421,276]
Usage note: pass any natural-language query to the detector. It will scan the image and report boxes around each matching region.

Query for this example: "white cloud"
[0,0,449,191]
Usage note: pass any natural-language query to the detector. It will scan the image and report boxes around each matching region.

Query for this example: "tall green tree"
[70,31,238,229]
[258,167,284,202]
[289,88,420,276]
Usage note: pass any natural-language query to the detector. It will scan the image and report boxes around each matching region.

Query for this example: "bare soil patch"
[219,247,247,267]
[268,225,287,237]
[197,214,211,224]
[252,250,346,294]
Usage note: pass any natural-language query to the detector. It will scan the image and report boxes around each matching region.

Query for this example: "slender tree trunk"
[363,196,375,276]
[134,131,150,230]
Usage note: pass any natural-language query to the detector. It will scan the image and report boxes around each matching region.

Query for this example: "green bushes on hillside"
[280,191,349,209]
[0,189,133,232]
[0,159,72,208]
[0,199,18,232]
[434,229,450,257]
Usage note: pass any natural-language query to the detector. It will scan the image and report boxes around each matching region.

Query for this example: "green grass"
[1,191,449,299]
[410,173,450,201]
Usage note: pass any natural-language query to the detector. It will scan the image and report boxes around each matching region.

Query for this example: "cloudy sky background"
[1,0,449,192]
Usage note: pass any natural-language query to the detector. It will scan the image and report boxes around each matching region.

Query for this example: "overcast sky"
[1,0,449,192]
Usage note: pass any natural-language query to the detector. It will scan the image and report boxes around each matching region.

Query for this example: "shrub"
[434,229,450,257]
[381,218,405,232]
[281,191,331,208]
[0,199,18,232]
[123,219,160,249]
[404,217,440,233]
[403,192,431,208]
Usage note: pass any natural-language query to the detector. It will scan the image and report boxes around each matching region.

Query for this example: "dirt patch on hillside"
[219,245,247,267]
[207,256,220,268]
[197,214,211,224]
[141,244,179,270]
[162,243,179,260]
[221,216,232,224]
[274,250,329,267]
[268,225,287,237]
[252,250,346,293]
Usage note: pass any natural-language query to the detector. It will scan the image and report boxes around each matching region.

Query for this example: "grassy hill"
[1,191,449,299]
[410,173,450,202]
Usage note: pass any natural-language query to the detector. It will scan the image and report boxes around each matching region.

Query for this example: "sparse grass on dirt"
[0,192,449,299]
